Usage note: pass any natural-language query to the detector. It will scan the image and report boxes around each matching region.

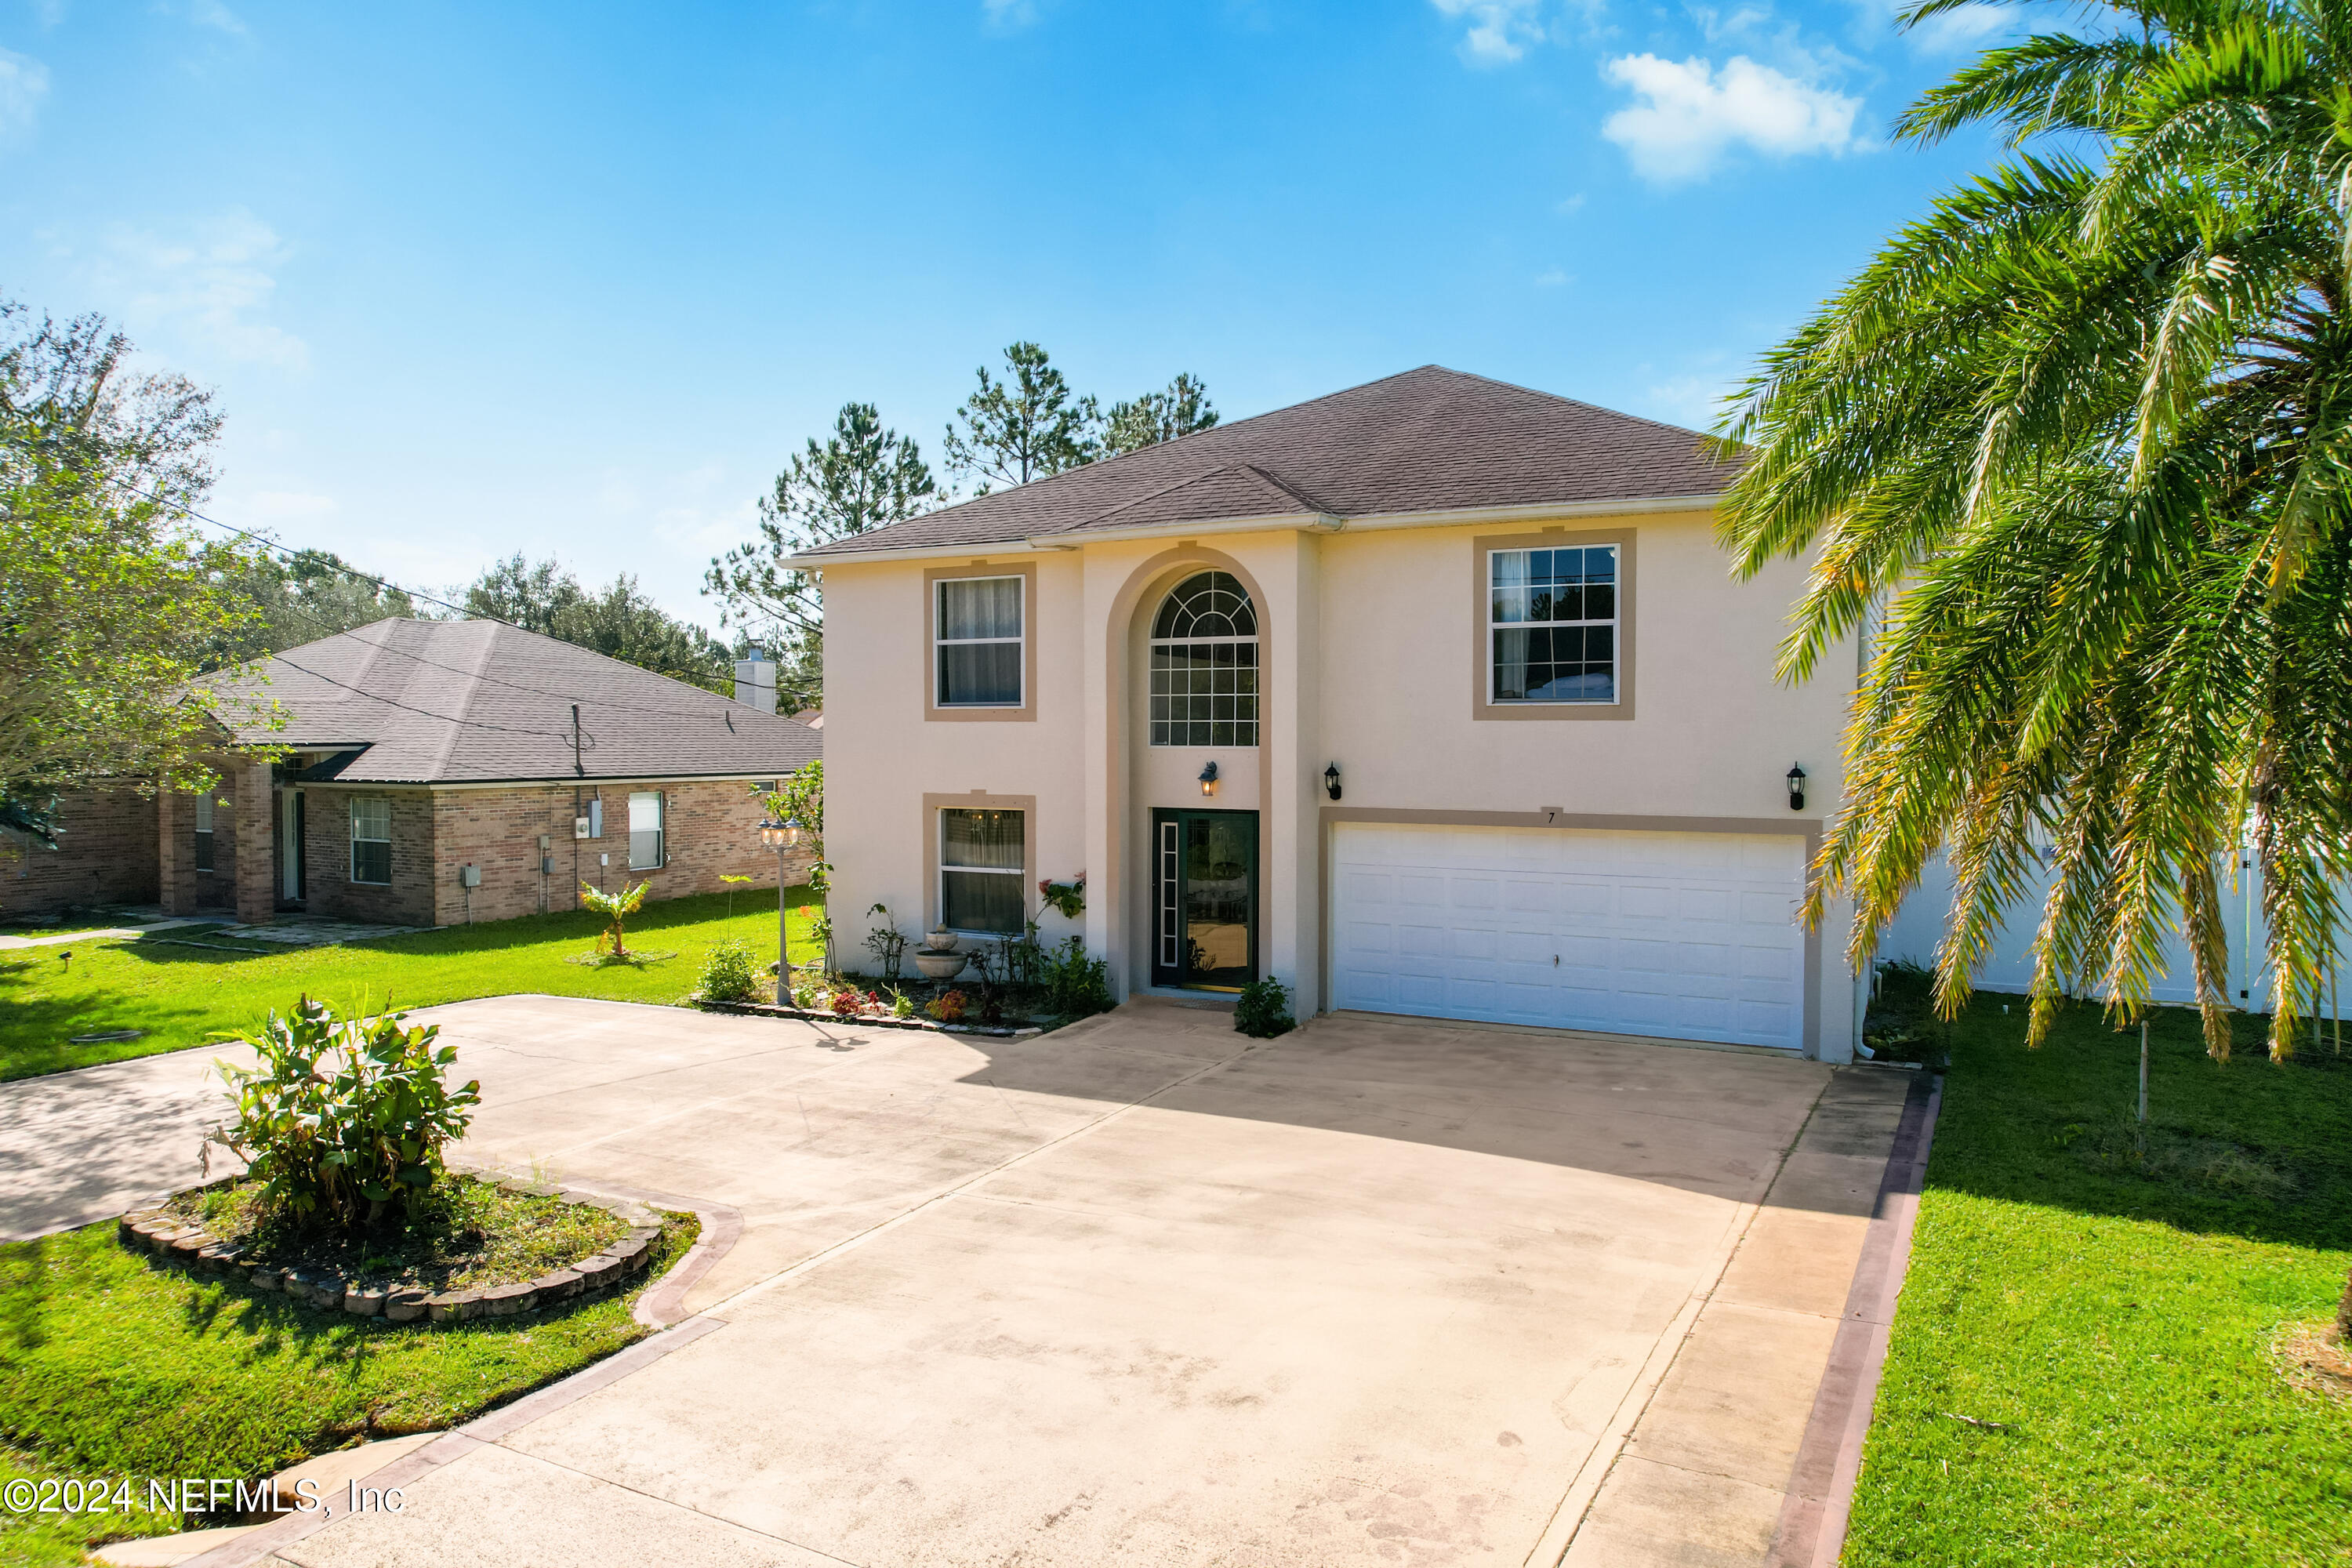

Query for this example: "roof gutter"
[784,492,1722,567]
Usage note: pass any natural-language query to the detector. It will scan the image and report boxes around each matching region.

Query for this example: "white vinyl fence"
[1880,848,2350,1022]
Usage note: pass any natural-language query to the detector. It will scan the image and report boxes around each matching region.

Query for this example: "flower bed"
[119,1176,668,1325]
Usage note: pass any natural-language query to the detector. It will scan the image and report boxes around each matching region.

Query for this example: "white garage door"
[1330,822,1808,1051]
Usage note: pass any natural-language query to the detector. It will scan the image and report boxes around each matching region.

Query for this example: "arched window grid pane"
[1149,572,1259,747]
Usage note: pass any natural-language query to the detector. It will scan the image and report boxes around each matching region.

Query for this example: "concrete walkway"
[4,996,1914,1566]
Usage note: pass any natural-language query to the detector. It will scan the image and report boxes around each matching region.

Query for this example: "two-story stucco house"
[797,366,1865,1062]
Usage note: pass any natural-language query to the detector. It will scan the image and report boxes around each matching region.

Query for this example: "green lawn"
[0,1212,696,1567]
[1846,977,2352,1566]
[0,887,827,1081]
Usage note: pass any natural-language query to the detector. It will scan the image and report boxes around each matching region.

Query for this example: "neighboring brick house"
[2,619,820,927]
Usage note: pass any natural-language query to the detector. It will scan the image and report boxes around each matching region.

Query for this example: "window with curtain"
[350,797,392,884]
[935,576,1024,706]
[940,808,1025,932]
[193,793,216,873]
[629,790,665,870]
[1489,546,1618,703]
[1149,571,1258,746]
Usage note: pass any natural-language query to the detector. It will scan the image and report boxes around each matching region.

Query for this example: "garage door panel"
[1330,823,1806,1051]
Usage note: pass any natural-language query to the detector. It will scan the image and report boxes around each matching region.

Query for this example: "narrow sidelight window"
[1489,545,1619,703]
[193,793,216,873]
[629,790,665,870]
[350,797,392,884]
[939,808,1025,932]
[935,576,1024,707]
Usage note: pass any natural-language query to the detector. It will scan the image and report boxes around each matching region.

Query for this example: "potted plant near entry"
[915,925,967,980]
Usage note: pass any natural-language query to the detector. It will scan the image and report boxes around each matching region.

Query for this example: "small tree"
[579,879,648,956]
[760,760,829,962]
[1100,372,1218,457]
[942,343,1098,495]
[205,996,480,1230]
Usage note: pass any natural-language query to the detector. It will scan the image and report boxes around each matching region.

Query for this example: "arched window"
[1149,571,1258,747]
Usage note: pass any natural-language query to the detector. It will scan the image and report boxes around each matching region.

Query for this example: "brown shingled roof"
[793,365,1734,561]
[201,619,821,785]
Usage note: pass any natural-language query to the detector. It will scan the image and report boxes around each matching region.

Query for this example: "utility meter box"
[458,864,481,889]
[573,816,591,840]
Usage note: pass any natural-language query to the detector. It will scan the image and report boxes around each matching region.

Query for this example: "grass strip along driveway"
[0,887,826,1082]
[0,1214,698,1567]
[1848,975,2352,1566]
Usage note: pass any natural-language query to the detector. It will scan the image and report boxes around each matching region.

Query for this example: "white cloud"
[1535,267,1573,287]
[186,0,247,34]
[982,0,1039,30]
[1432,0,1544,64]
[245,490,339,521]
[1602,53,1861,182]
[1640,372,1735,430]
[0,47,49,140]
[93,209,309,370]
[1847,0,2008,53]
[1555,192,1588,216]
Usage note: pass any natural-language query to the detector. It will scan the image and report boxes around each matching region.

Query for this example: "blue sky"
[0,0,2016,629]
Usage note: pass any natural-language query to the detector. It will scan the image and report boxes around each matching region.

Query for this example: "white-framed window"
[350,797,392,885]
[1489,545,1619,703]
[629,790,665,870]
[193,793,216,873]
[1149,571,1258,746]
[939,807,1025,933]
[935,575,1024,707]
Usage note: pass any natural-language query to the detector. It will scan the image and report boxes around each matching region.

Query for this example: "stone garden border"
[694,997,1040,1038]
[115,1178,665,1326]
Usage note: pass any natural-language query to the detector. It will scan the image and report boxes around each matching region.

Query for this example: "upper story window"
[935,575,1024,707]
[1490,546,1618,704]
[350,796,392,885]
[1150,571,1258,747]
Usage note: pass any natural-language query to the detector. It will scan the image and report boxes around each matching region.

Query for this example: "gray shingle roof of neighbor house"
[789,365,1739,561]
[198,619,822,785]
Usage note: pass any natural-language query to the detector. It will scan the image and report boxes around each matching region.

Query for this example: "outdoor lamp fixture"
[757,818,796,1000]
[1324,762,1342,801]
[1786,764,1808,813]
[1199,760,1219,798]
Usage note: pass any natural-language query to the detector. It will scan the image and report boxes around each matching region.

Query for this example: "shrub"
[927,989,967,1023]
[829,985,869,1016]
[891,990,916,1019]
[864,905,908,981]
[1041,936,1114,1018]
[1234,976,1295,1039]
[205,996,481,1231]
[699,938,761,1003]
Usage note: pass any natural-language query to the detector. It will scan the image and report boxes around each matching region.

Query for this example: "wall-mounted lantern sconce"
[1199,760,1220,798]
[1786,764,1807,813]
[1323,762,1342,801]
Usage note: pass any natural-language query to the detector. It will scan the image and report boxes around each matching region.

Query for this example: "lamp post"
[759,818,805,1000]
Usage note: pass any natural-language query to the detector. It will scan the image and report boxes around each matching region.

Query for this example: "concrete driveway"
[4,995,1913,1567]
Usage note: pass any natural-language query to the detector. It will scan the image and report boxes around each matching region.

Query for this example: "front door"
[1152,809,1258,991]
[278,789,305,904]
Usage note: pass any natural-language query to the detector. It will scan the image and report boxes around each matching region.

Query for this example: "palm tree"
[1718,0,2352,1069]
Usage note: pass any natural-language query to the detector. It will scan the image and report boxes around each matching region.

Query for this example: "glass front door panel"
[1152,809,1258,990]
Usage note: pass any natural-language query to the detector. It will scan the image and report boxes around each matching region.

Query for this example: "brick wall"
[430,779,815,927]
[0,786,161,917]
[300,786,437,927]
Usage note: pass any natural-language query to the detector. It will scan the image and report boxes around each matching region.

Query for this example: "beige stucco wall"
[821,507,1862,1058]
